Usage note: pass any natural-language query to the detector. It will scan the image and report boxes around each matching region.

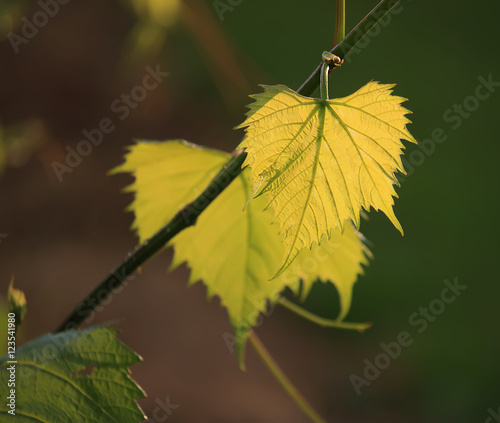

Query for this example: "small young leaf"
[114,141,370,366]
[7,277,26,324]
[237,82,415,275]
[0,326,145,422]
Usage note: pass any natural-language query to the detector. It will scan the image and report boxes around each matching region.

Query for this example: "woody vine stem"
[55,1,402,421]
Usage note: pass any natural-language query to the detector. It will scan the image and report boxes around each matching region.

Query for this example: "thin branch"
[249,332,326,423]
[333,0,346,47]
[56,151,246,332]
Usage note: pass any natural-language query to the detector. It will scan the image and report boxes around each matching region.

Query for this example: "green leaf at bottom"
[0,326,145,422]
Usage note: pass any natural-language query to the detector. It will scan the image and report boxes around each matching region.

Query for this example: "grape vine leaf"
[0,326,145,422]
[113,140,370,366]
[237,82,415,276]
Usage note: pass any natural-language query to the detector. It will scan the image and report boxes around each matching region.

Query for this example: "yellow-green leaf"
[237,82,415,276]
[113,140,370,366]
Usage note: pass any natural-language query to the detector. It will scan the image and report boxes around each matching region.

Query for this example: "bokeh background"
[1,0,499,421]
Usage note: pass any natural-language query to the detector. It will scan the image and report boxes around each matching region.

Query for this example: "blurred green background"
[0,0,499,421]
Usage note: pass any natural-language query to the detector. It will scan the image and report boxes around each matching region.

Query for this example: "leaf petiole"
[320,52,342,100]
[279,298,372,332]
[249,332,327,423]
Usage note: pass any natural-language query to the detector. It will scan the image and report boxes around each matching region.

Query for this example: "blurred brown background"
[1,0,499,422]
